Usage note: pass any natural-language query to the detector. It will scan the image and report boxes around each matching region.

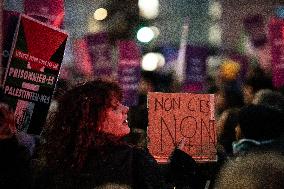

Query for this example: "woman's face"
[99,97,130,137]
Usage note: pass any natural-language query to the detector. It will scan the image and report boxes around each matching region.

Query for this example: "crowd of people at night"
[0,58,284,189]
[1,1,284,188]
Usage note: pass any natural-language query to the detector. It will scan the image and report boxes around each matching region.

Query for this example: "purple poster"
[117,40,141,106]
[183,45,209,92]
[269,17,284,89]
[85,32,113,79]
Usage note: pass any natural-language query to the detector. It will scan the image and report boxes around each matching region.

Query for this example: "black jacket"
[0,136,32,188]
[34,143,165,189]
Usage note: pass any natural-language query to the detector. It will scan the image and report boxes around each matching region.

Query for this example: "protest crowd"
[1,0,284,189]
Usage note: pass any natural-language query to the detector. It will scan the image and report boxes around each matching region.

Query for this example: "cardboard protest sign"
[117,40,141,106]
[2,14,68,134]
[269,17,284,89]
[148,92,216,163]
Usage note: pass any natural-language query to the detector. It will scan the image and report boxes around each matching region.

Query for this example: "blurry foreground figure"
[252,89,284,113]
[215,81,244,117]
[0,103,32,188]
[215,152,284,189]
[94,183,131,189]
[233,104,284,155]
[217,108,240,157]
[242,67,273,105]
[34,80,164,189]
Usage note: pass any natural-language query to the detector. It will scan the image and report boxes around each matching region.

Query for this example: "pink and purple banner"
[24,0,64,28]
[117,40,141,106]
[183,45,209,92]
[85,32,113,79]
[269,17,284,89]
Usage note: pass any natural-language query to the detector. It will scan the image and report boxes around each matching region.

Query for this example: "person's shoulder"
[131,146,150,155]
[111,143,147,156]
[0,136,29,155]
[131,147,158,163]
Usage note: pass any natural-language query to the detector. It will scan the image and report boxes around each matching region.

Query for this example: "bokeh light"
[141,52,165,71]
[209,24,222,45]
[138,0,159,19]
[94,8,108,21]
[209,1,222,20]
[137,27,155,43]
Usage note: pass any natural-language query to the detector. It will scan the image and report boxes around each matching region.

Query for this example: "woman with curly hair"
[33,80,164,189]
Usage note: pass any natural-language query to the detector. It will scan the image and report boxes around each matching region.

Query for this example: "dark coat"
[0,136,32,189]
[34,143,165,189]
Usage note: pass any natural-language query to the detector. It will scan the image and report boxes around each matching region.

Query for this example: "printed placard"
[3,14,68,134]
[147,92,216,163]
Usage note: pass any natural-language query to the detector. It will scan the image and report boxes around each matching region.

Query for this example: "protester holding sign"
[33,80,164,189]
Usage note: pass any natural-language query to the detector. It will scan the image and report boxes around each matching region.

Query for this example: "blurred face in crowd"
[243,85,254,105]
[256,45,272,74]
[235,125,242,140]
[0,103,16,139]
[217,110,228,138]
[215,91,225,115]
[99,96,130,137]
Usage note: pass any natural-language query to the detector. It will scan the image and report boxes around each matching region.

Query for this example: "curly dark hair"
[39,80,122,172]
